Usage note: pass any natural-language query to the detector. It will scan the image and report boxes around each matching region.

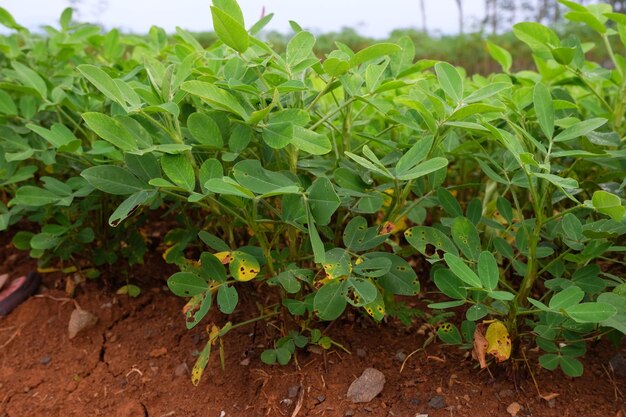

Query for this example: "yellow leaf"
[191,340,212,386]
[214,251,233,264]
[485,320,512,362]
[229,251,260,281]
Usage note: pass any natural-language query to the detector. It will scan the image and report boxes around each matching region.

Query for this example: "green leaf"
[308,177,340,226]
[181,81,248,119]
[549,286,584,310]
[81,166,148,195]
[564,11,606,34]
[451,217,481,261]
[464,82,511,103]
[117,285,141,297]
[161,154,195,192]
[287,31,315,68]
[395,157,448,181]
[437,323,462,345]
[539,354,560,371]
[30,233,60,250]
[109,190,154,226]
[486,40,512,72]
[263,122,293,149]
[167,272,208,297]
[204,177,254,198]
[343,216,387,252]
[0,90,17,115]
[292,126,331,155]
[306,204,325,264]
[212,0,245,25]
[437,187,463,217]
[533,83,554,139]
[396,136,433,174]
[565,302,617,323]
[404,226,459,258]
[82,112,138,151]
[466,304,489,321]
[368,252,419,296]
[559,356,584,377]
[433,269,467,299]
[184,290,213,329]
[229,250,260,281]
[125,153,161,182]
[553,118,607,142]
[349,43,401,67]
[348,277,378,305]
[210,6,249,53]
[233,160,296,195]
[478,251,499,291]
[11,186,60,206]
[448,104,503,121]
[434,62,463,103]
[534,173,578,190]
[314,280,347,321]
[444,253,482,288]
[77,65,127,109]
[217,285,238,314]
[12,61,47,99]
[591,190,625,221]
[187,112,223,148]
[352,258,392,278]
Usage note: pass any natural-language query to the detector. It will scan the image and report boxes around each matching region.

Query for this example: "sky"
[0,0,489,37]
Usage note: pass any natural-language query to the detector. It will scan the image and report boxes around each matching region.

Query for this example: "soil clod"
[428,395,445,409]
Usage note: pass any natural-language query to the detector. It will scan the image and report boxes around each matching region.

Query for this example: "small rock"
[395,351,407,362]
[428,396,445,409]
[435,386,442,394]
[609,354,625,377]
[346,368,386,403]
[288,385,300,398]
[307,345,323,355]
[240,357,250,366]
[409,398,421,405]
[39,356,52,365]
[415,414,429,417]
[547,399,556,409]
[280,399,293,406]
[344,411,354,417]
[507,402,521,417]
[498,389,514,399]
[174,363,188,377]
[149,347,168,358]
[315,395,326,404]
[356,348,367,358]
[68,308,98,339]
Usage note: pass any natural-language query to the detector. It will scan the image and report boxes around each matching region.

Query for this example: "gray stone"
[609,353,625,377]
[288,385,300,398]
[356,348,367,358]
[346,368,386,403]
[344,411,354,417]
[428,395,446,409]
[39,356,52,365]
[174,363,188,377]
[395,351,407,362]
[315,395,326,404]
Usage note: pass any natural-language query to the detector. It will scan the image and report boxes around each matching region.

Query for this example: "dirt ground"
[0,231,625,417]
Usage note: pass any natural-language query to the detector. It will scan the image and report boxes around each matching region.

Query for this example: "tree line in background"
[441,0,626,34]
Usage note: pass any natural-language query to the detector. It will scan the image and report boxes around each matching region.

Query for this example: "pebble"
[547,399,556,409]
[174,363,188,377]
[507,402,521,417]
[280,399,293,406]
[409,398,421,405]
[344,411,354,416]
[149,347,168,358]
[428,395,445,409]
[240,358,250,366]
[346,368,386,403]
[315,395,326,404]
[39,356,52,365]
[415,414,429,417]
[394,351,407,362]
[288,385,300,398]
[356,348,367,358]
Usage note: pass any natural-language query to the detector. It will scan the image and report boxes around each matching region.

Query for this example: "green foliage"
[0,0,625,386]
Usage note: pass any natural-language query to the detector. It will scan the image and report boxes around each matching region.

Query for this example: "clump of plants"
[0,0,624,385]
